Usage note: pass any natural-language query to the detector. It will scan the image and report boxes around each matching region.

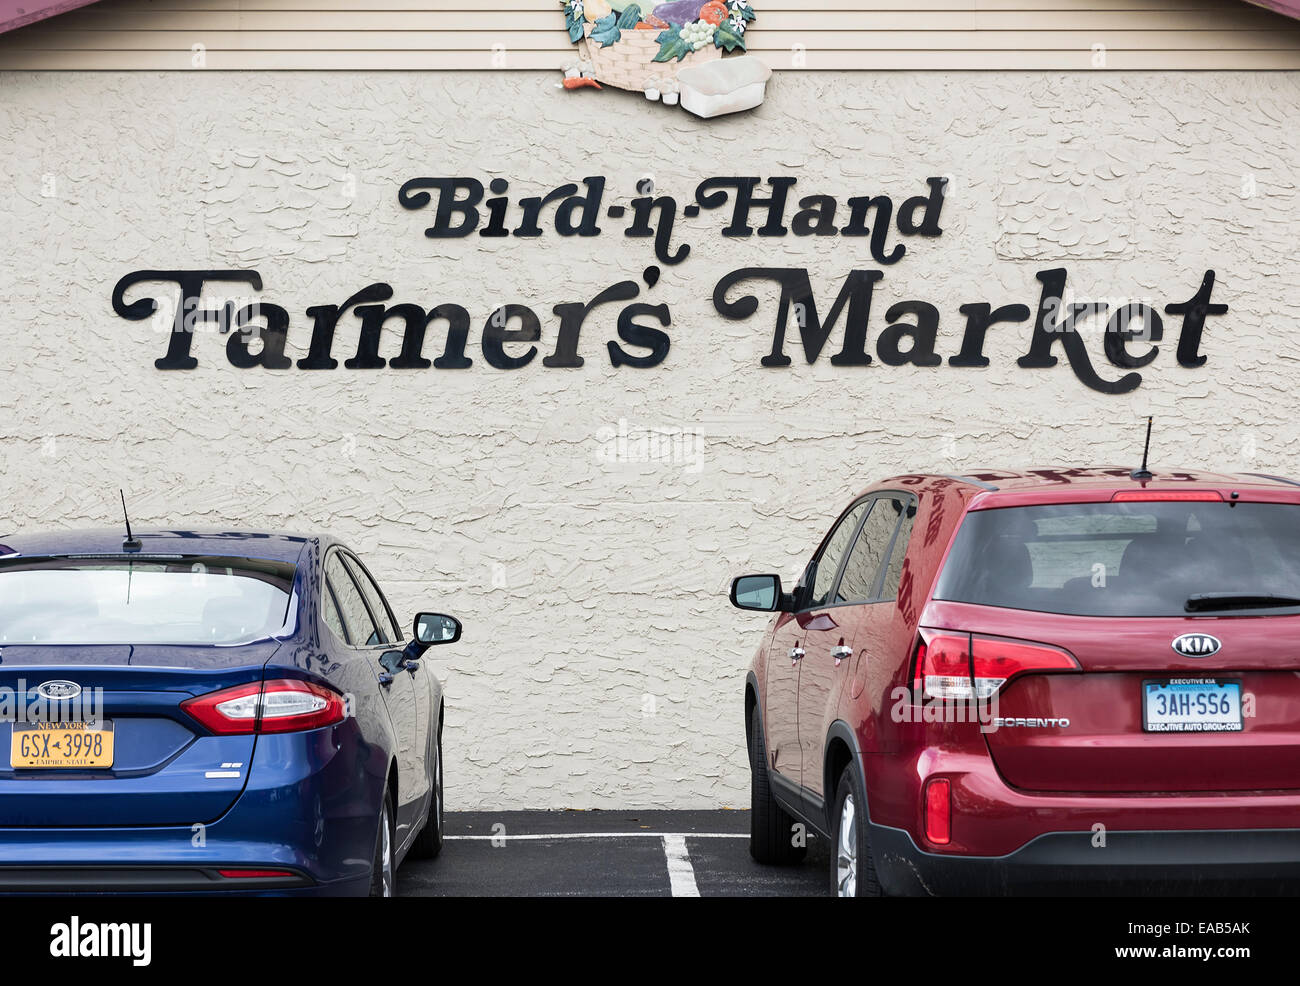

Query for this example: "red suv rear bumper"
[867,749,1300,895]
[870,822,1300,896]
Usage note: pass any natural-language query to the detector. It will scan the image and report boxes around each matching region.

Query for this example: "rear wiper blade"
[1185,592,1300,612]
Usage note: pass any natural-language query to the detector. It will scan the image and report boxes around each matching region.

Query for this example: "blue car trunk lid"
[0,642,278,827]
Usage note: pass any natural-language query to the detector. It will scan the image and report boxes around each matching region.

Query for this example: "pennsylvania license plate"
[10,720,115,769]
[1143,679,1242,733]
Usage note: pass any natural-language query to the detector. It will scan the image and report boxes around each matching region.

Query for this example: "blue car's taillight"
[181,679,346,735]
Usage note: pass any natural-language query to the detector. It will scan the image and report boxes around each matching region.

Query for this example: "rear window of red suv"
[933,501,1300,616]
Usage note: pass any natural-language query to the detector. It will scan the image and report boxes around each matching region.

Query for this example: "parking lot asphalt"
[397,810,830,897]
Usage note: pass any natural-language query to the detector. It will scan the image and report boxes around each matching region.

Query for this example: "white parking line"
[444,831,746,841]
[662,834,700,898]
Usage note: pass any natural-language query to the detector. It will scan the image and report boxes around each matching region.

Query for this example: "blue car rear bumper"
[0,724,385,897]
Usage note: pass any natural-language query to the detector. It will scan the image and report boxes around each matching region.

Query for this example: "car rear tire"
[410,729,445,860]
[830,764,882,897]
[749,705,807,865]
[368,787,395,898]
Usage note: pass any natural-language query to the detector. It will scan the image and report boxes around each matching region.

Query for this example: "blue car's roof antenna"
[120,489,142,553]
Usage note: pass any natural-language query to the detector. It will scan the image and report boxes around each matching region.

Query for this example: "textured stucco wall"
[1,71,1298,808]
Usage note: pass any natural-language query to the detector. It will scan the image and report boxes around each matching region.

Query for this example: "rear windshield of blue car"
[0,555,296,645]
[933,501,1300,617]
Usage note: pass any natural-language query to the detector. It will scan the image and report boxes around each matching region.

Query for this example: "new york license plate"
[1143,679,1242,733]
[10,720,115,768]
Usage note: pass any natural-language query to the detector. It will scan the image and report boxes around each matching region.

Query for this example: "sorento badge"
[1172,633,1221,658]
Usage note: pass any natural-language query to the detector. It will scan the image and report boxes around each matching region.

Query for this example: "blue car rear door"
[322,551,422,839]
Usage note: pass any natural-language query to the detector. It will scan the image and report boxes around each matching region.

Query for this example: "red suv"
[732,467,1300,896]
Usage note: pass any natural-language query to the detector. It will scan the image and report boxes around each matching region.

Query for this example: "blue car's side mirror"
[413,612,462,649]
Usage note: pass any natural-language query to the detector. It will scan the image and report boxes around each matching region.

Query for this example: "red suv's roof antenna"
[1130,416,1154,481]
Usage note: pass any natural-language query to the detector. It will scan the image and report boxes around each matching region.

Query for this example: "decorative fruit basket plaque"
[560,1,768,116]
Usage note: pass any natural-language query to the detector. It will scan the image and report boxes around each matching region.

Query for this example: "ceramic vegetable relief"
[559,0,769,116]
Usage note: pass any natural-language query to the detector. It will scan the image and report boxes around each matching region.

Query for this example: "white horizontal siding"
[2,0,1299,69]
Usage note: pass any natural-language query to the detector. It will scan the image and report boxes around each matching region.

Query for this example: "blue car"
[0,527,460,896]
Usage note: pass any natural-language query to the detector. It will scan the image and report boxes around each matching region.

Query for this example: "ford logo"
[34,680,82,700]
[1172,633,1221,658]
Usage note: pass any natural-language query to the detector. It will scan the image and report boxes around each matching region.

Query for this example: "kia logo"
[34,680,82,700]
[1172,634,1221,658]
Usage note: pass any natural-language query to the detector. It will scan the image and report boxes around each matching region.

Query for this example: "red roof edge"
[1245,0,1300,19]
[1,0,103,35]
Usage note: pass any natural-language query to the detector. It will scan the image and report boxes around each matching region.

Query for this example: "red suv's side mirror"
[730,574,788,612]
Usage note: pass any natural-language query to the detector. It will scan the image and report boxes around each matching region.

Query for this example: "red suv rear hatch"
[927,494,1300,794]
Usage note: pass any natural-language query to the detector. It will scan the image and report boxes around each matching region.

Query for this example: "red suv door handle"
[832,645,852,662]
[789,646,805,664]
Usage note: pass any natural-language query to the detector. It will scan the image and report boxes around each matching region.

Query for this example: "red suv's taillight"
[181,679,346,735]
[913,630,1079,701]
